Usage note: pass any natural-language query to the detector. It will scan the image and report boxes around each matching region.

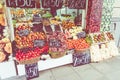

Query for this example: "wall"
[111,0,120,47]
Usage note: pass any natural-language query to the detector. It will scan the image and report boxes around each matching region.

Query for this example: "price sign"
[34,39,45,47]
[42,0,63,8]
[25,63,39,80]
[42,0,51,8]
[73,49,91,67]
[68,0,86,9]
[50,0,63,8]
[6,0,36,8]
[49,39,62,48]
[33,14,42,22]
[77,31,86,39]
[18,29,30,37]
[6,0,17,7]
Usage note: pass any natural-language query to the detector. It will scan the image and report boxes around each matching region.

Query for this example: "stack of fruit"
[16,46,49,64]
[15,25,46,48]
[50,17,61,25]
[42,11,52,18]
[68,27,83,39]
[66,38,90,51]
[85,35,93,45]
[15,24,47,64]
[62,20,75,30]
[105,32,114,41]
[0,38,12,62]
[48,32,67,58]
[92,33,106,43]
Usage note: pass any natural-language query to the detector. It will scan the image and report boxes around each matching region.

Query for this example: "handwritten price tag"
[42,0,63,8]
[42,0,51,8]
[77,31,86,39]
[25,63,39,80]
[34,40,45,47]
[6,0,36,8]
[73,49,91,67]
[49,39,62,48]
[68,0,86,9]
[18,29,30,37]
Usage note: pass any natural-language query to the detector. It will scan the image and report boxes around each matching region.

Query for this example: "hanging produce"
[86,0,103,33]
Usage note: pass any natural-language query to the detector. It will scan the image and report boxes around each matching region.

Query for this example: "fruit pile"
[48,32,67,58]
[15,32,46,48]
[85,35,93,45]
[68,27,83,39]
[16,46,49,61]
[14,24,48,63]
[15,24,31,31]
[15,25,46,48]
[50,17,61,25]
[66,38,90,50]
[0,51,6,62]
[106,32,114,41]
[0,25,10,40]
[93,33,106,43]
[61,14,71,17]
[62,20,75,29]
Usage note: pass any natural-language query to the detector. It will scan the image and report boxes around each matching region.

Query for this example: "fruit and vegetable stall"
[0,0,119,79]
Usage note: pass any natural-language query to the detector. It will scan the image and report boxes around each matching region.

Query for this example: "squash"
[0,51,6,62]
[4,42,12,54]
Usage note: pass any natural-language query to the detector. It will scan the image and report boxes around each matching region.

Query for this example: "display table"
[17,54,72,76]
[0,61,17,79]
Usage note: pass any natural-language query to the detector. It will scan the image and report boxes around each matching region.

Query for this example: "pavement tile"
[51,65,75,78]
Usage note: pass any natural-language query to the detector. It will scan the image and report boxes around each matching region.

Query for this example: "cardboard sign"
[25,63,39,80]
[49,39,62,48]
[68,0,86,9]
[73,49,91,67]
[6,0,35,8]
[34,39,45,47]
[18,29,30,37]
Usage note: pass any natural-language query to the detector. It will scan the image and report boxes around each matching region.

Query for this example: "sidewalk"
[3,55,120,80]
